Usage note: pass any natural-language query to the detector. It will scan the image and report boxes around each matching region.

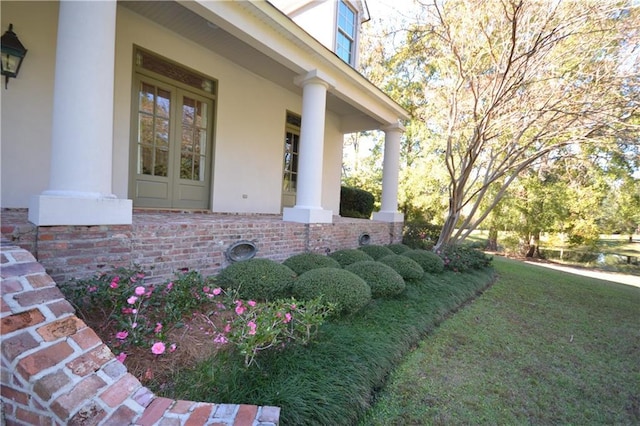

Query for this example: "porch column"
[283,70,334,224]
[29,0,132,226]
[373,122,405,223]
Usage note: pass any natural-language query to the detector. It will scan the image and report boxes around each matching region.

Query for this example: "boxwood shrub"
[283,252,342,275]
[217,258,296,300]
[339,186,375,219]
[402,249,445,274]
[292,268,371,316]
[358,245,395,260]
[329,249,374,267]
[378,254,424,280]
[345,261,406,298]
[386,243,411,254]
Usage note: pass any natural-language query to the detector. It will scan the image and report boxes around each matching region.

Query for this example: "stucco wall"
[1,1,345,216]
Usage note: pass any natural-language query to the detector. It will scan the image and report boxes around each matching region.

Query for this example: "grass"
[155,267,495,425]
[360,256,640,425]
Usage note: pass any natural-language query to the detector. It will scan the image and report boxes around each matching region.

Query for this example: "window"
[336,0,357,65]
[283,113,301,194]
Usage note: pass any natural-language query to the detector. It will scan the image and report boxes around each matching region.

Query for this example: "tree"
[370,0,640,250]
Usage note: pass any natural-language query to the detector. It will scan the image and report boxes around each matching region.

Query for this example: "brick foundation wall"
[0,240,280,425]
[1,209,404,285]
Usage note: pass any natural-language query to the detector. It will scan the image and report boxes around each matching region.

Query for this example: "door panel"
[131,76,213,209]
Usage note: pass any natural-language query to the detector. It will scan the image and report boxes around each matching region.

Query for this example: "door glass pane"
[137,81,171,177]
[156,89,171,118]
[155,148,168,177]
[139,84,155,113]
[180,95,209,182]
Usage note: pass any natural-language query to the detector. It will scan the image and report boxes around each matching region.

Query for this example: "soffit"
[119,1,404,132]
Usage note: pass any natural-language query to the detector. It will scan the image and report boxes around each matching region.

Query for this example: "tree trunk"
[525,231,541,258]
[487,227,498,251]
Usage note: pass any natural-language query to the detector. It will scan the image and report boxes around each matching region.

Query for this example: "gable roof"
[121,0,408,133]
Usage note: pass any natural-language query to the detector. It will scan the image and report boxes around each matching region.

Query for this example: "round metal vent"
[358,233,371,246]
[226,240,257,262]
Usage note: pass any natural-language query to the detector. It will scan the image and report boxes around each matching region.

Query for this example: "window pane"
[182,127,193,152]
[155,148,168,177]
[183,98,195,125]
[194,155,202,181]
[181,155,193,179]
[156,119,170,148]
[139,115,154,145]
[140,146,153,175]
[156,89,171,118]
[139,83,155,113]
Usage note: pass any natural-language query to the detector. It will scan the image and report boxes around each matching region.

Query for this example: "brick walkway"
[0,239,280,425]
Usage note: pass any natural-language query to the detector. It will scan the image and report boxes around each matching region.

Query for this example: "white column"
[373,122,405,223]
[283,70,334,224]
[29,0,132,226]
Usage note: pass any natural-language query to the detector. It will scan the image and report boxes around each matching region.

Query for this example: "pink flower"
[284,313,292,324]
[109,281,118,289]
[134,286,146,296]
[122,307,133,315]
[169,343,177,352]
[166,282,173,291]
[248,321,257,335]
[154,323,163,333]
[213,288,222,295]
[290,304,297,310]
[203,286,210,293]
[88,286,98,293]
[115,331,129,340]
[214,334,228,344]
[248,300,257,307]
[235,301,246,315]
[127,296,138,305]
[224,323,232,333]
[151,342,166,355]
[116,352,127,363]
[131,322,138,329]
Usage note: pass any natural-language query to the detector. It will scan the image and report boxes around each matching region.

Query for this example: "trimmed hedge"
[283,252,342,275]
[378,254,424,280]
[358,245,395,260]
[340,186,375,219]
[386,243,411,254]
[329,249,374,267]
[292,268,372,316]
[402,249,445,274]
[345,261,406,298]
[216,258,296,300]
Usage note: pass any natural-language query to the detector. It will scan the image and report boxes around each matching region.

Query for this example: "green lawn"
[360,256,640,425]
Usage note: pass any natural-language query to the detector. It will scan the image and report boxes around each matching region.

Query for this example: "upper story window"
[336,1,357,65]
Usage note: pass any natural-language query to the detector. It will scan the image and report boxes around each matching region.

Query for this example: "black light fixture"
[1,24,28,89]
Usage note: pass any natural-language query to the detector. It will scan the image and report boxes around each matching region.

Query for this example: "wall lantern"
[1,24,28,89]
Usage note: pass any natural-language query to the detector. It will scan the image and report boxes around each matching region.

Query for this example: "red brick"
[17,340,74,380]
[15,406,55,425]
[1,308,46,334]
[170,399,195,414]
[33,369,72,401]
[102,405,138,426]
[0,262,45,279]
[184,403,214,426]
[0,278,23,295]
[46,299,75,317]
[136,397,174,426]
[66,344,113,377]
[37,316,85,342]
[14,287,65,308]
[26,273,55,289]
[233,405,258,426]
[0,385,29,405]
[1,331,39,362]
[70,326,102,350]
[50,375,107,420]
[68,401,106,426]
[99,373,141,408]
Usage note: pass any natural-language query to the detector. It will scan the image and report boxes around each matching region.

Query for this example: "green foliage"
[283,252,341,275]
[340,186,375,218]
[436,244,493,272]
[358,244,395,260]
[345,261,406,298]
[225,296,334,367]
[378,254,424,280]
[292,268,372,316]
[402,249,445,274]
[386,243,412,254]
[329,248,374,267]
[216,258,296,301]
[403,220,440,250]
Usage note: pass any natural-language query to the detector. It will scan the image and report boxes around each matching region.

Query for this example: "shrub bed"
[379,254,425,280]
[283,252,342,275]
[216,258,296,300]
[345,261,406,298]
[402,249,445,274]
[329,249,374,267]
[292,267,372,316]
[358,244,395,260]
